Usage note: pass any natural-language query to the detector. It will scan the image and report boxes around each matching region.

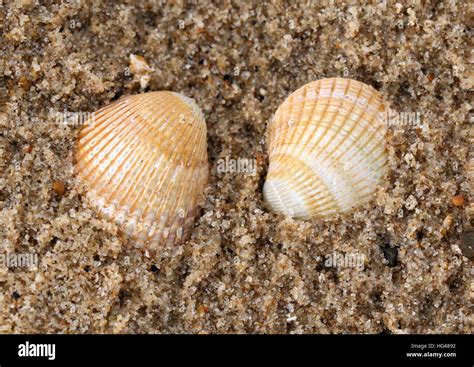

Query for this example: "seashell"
[263,77,388,219]
[74,91,208,252]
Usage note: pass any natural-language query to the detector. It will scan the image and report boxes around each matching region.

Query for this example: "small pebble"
[197,304,208,314]
[440,214,453,237]
[129,54,151,75]
[52,181,66,195]
[452,195,464,207]
[18,76,30,90]
[129,54,152,89]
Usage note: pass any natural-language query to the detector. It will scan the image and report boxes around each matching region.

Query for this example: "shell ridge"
[312,78,355,161]
[332,112,388,187]
[129,112,201,217]
[296,83,320,158]
[79,116,149,185]
[285,85,311,163]
[76,95,160,163]
[92,95,186,206]
[300,80,384,209]
[265,178,302,217]
[295,79,335,163]
[160,164,199,244]
[135,112,206,240]
[319,83,381,179]
[279,89,306,201]
[149,98,206,164]
[84,109,162,199]
[78,96,151,148]
[266,153,340,216]
[78,98,129,137]
[271,85,317,205]
[125,105,196,213]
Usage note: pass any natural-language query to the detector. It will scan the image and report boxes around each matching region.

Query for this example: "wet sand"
[0,1,472,333]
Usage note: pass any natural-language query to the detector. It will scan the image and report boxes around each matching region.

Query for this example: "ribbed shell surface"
[75,92,208,252]
[263,78,388,219]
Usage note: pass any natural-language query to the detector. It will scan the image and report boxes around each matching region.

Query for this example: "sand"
[0,1,472,333]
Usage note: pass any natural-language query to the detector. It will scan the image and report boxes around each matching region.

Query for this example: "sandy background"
[0,1,472,333]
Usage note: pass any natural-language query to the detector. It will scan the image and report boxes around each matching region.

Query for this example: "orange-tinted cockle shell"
[75,92,208,252]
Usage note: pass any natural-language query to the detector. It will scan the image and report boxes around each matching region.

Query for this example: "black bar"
[0,334,471,366]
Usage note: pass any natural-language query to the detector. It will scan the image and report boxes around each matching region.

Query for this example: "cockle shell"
[263,78,388,219]
[75,91,208,252]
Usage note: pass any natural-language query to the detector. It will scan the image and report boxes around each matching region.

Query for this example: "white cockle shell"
[263,78,388,219]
